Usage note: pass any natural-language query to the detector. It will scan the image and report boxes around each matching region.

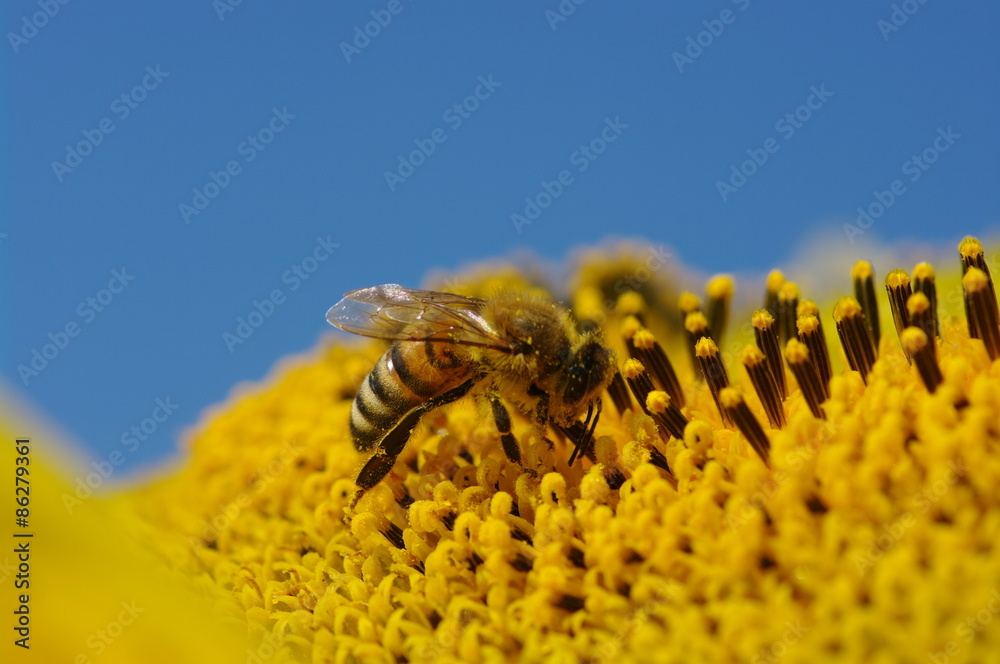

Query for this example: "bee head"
[558,335,615,412]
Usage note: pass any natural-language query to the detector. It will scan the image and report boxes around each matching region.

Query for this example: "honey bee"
[327,284,615,495]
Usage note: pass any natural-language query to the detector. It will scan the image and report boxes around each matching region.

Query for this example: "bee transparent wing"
[327,284,512,350]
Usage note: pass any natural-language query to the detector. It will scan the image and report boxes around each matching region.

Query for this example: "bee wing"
[326,284,512,350]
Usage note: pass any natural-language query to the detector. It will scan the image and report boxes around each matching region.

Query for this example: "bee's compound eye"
[562,365,587,404]
[561,341,612,405]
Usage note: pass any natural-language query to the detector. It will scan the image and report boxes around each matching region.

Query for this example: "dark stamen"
[647,445,672,474]
[606,370,633,415]
[441,512,456,531]
[906,292,935,342]
[852,260,881,348]
[752,309,787,400]
[645,390,690,441]
[962,267,1000,360]
[396,487,415,509]
[512,553,533,572]
[764,269,785,320]
[380,523,405,549]
[741,345,786,429]
[833,297,877,384]
[695,338,733,427]
[785,339,827,420]
[719,387,770,465]
[959,237,997,344]
[605,467,626,490]
[622,359,687,440]
[556,594,586,612]
[705,274,734,348]
[685,311,711,381]
[901,327,943,393]
[777,281,800,346]
[628,326,685,408]
[912,262,939,339]
[511,528,533,545]
[796,314,832,395]
[885,269,913,360]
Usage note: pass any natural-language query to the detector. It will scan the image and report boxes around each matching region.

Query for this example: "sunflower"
[7,236,999,664]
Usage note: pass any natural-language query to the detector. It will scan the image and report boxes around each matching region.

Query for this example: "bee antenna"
[568,402,601,466]
[585,399,602,446]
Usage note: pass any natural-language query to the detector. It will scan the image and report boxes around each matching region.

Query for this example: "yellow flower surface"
[9,238,999,664]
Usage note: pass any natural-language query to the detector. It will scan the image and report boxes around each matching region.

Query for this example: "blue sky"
[3,1,998,473]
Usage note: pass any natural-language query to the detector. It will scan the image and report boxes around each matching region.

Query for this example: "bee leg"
[489,396,522,464]
[527,384,550,425]
[354,408,424,494]
[354,378,479,497]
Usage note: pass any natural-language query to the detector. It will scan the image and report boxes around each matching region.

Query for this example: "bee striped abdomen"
[350,341,472,451]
